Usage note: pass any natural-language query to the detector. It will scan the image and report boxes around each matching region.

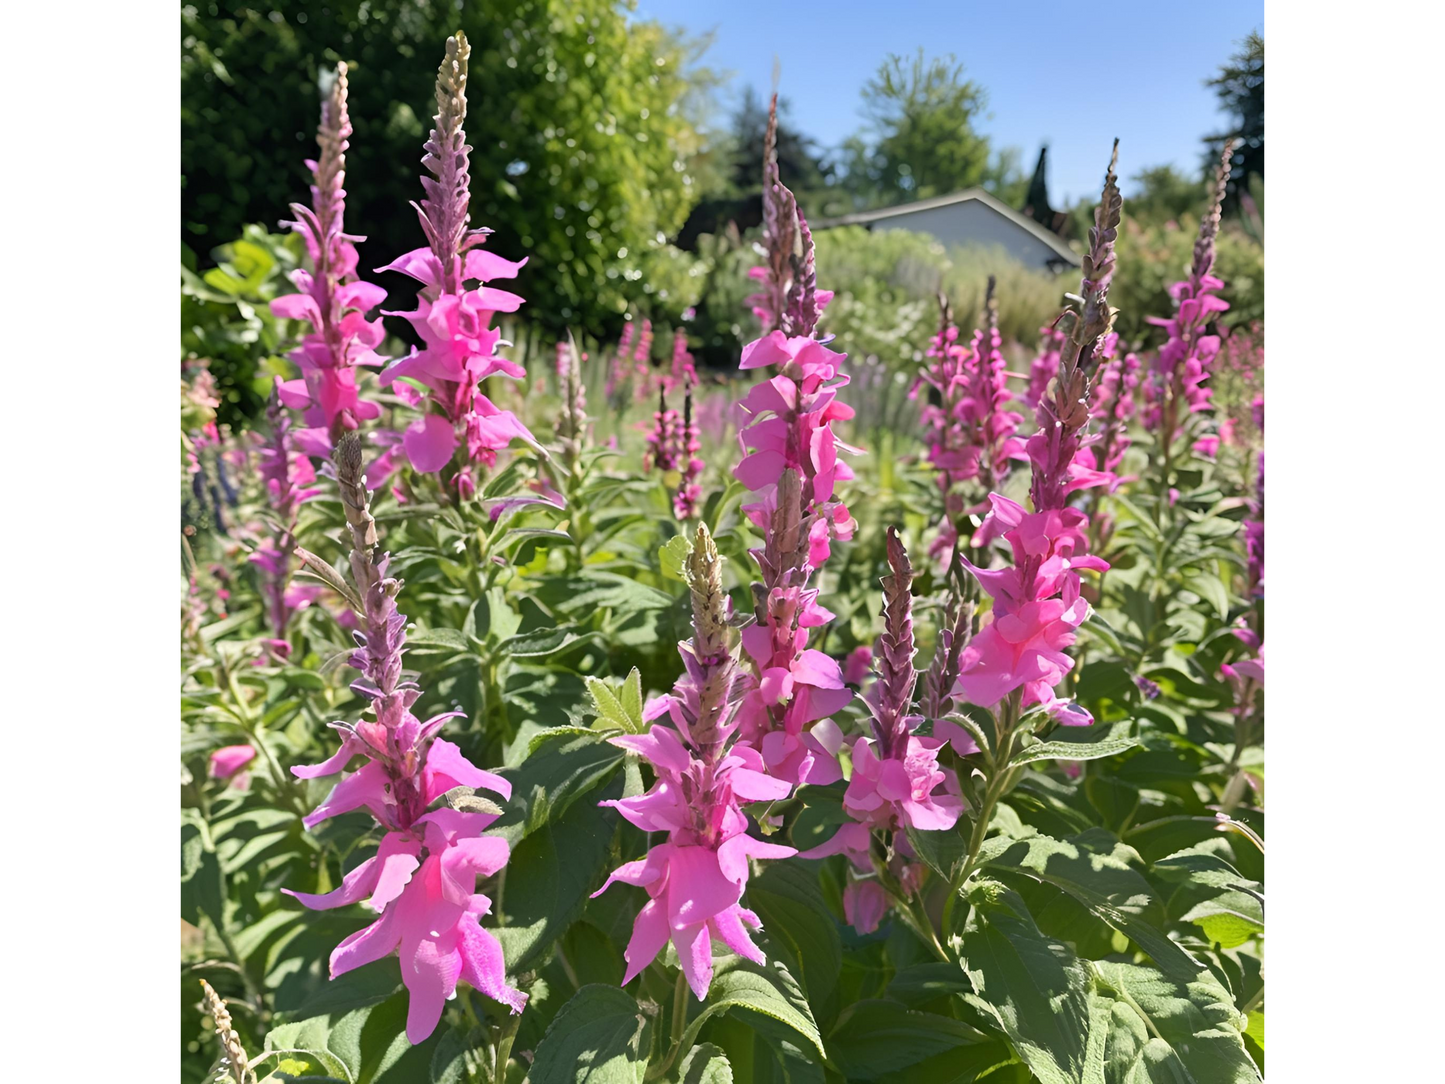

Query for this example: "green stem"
[224,670,307,816]
[493,1004,523,1084]
[644,972,691,1082]
[942,695,1022,936]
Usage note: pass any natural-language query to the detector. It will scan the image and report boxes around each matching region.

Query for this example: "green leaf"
[1090,960,1260,1083]
[529,985,652,1084]
[677,947,826,1065]
[660,534,693,581]
[1151,848,1263,949]
[494,781,620,973]
[960,882,1096,1084]
[497,624,601,659]
[181,812,226,928]
[586,668,647,734]
[1011,737,1140,767]
[1183,572,1231,620]
[904,822,970,883]
[262,987,451,1084]
[493,728,626,846]
[669,1042,733,1083]
[746,862,843,1027]
[827,1000,991,1079]
[885,962,971,1008]
[977,830,1206,984]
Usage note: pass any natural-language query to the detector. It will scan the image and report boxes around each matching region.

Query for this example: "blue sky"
[633,0,1263,205]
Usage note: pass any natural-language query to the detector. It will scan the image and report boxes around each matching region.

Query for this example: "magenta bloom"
[672,379,704,520]
[272,63,388,456]
[842,735,962,831]
[644,386,681,475]
[378,34,535,485]
[729,110,859,787]
[949,145,1122,732]
[916,298,1027,556]
[209,744,256,782]
[843,880,888,935]
[595,526,798,999]
[593,726,795,998]
[1147,142,1235,457]
[287,428,524,1041]
[843,645,873,687]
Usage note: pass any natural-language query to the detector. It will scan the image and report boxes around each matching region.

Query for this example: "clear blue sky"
[633,0,1263,205]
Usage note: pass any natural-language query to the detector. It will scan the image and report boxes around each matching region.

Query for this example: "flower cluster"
[1246,397,1264,598]
[1146,141,1235,457]
[673,379,704,520]
[632,318,655,401]
[1087,332,1141,489]
[948,144,1124,731]
[271,63,388,458]
[555,337,590,470]
[605,321,635,402]
[806,529,962,871]
[1023,322,1066,411]
[669,327,698,391]
[746,95,834,335]
[593,525,795,999]
[286,433,525,1043]
[379,33,534,496]
[643,386,681,475]
[250,385,322,637]
[732,99,857,784]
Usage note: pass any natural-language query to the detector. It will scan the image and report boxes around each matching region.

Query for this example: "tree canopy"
[182,0,714,337]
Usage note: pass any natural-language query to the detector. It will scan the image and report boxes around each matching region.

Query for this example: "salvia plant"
[183,38,1263,1084]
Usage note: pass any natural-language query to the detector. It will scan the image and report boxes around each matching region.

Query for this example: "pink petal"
[423,738,513,802]
[458,914,527,1012]
[329,906,402,978]
[621,898,672,985]
[404,414,459,473]
[401,934,464,1044]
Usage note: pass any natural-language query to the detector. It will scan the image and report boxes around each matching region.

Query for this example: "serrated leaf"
[493,780,620,972]
[585,669,646,734]
[977,830,1206,985]
[905,822,970,883]
[827,1000,991,1079]
[1011,737,1140,767]
[746,862,843,1027]
[530,984,652,1084]
[660,534,692,581]
[960,883,1096,1084]
[677,947,826,1065]
[497,625,600,659]
[1090,960,1259,1083]
[670,1042,733,1084]
[493,728,625,847]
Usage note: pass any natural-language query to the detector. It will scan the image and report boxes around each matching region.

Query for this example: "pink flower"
[287,807,525,1043]
[842,736,963,832]
[286,423,524,1040]
[271,63,389,454]
[843,645,873,687]
[209,744,256,783]
[377,36,535,482]
[843,880,888,934]
[1147,143,1236,457]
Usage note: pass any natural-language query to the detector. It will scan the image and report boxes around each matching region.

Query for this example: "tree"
[181,1,713,338]
[843,51,992,205]
[727,88,834,199]
[1204,31,1264,209]
[1128,165,1211,225]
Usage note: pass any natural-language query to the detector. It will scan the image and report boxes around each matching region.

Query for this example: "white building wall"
[869,201,1066,271]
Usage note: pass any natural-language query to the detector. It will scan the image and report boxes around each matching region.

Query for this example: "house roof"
[814,187,1081,267]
